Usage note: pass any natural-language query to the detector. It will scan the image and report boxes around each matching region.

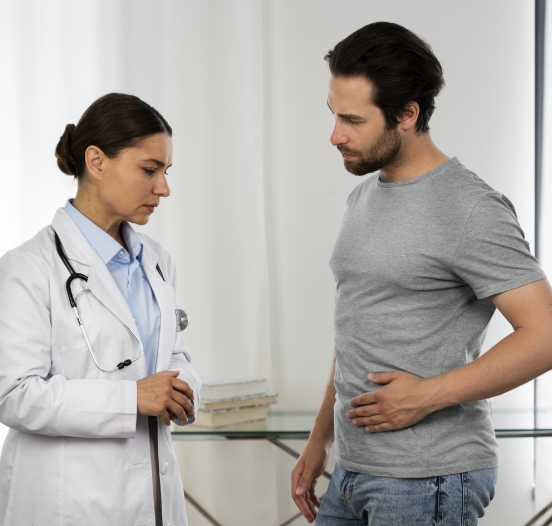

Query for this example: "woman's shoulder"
[0,227,55,287]
[0,226,54,275]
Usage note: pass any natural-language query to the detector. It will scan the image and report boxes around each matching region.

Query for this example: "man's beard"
[338,126,402,176]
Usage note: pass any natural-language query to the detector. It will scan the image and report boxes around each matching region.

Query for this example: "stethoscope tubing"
[54,230,144,373]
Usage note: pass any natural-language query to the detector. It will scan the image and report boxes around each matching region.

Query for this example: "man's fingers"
[291,464,315,522]
[346,403,380,419]
[366,422,400,433]
[349,392,377,408]
[368,371,396,384]
[351,415,386,427]
[291,489,315,522]
[295,468,315,497]
[291,464,306,495]
[296,472,317,521]
[309,487,321,508]
[293,495,314,523]
[304,493,318,520]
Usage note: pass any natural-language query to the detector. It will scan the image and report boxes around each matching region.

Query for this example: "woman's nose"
[155,174,170,197]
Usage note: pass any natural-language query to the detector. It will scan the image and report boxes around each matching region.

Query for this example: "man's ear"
[399,101,420,132]
[84,145,106,182]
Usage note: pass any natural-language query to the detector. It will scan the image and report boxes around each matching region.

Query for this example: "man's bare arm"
[291,355,336,522]
[346,279,552,432]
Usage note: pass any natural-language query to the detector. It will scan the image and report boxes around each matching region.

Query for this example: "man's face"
[328,75,401,176]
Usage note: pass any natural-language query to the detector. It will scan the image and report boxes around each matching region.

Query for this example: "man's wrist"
[423,374,455,414]
[309,425,334,448]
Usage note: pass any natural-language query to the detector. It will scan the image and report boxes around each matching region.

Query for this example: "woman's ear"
[84,145,106,182]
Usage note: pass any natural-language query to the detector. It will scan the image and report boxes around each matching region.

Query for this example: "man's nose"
[330,121,347,146]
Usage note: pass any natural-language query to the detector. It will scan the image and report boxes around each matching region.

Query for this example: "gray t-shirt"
[329,157,546,478]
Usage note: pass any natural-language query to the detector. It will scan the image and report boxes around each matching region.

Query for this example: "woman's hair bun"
[55,124,77,175]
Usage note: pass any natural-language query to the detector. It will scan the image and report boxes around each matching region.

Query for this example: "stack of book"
[195,376,277,428]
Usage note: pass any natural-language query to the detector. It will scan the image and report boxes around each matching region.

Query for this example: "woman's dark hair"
[55,93,172,178]
[325,22,444,133]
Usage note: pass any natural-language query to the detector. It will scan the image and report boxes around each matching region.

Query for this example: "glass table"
[172,409,552,440]
[172,409,552,526]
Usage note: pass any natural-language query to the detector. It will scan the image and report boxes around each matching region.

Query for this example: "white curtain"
[0,1,542,524]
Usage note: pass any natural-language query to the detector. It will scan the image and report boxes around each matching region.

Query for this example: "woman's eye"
[143,168,156,176]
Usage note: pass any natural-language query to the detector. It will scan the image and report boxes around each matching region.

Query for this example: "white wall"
[0,1,542,524]
[535,0,552,515]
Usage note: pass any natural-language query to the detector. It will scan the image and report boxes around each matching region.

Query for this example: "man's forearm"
[428,325,552,412]
[309,354,336,446]
[428,280,552,412]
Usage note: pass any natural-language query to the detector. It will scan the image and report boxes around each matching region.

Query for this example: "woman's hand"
[137,370,195,426]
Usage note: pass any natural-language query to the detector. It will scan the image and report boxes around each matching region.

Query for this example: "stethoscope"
[54,230,189,373]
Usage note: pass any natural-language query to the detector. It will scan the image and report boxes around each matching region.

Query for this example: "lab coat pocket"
[55,298,144,380]
[57,346,101,380]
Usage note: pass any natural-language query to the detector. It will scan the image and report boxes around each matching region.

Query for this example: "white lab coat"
[0,208,201,526]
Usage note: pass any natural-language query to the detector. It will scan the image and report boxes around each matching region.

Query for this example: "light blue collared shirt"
[64,199,161,375]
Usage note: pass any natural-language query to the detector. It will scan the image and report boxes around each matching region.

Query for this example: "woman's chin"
[128,214,150,226]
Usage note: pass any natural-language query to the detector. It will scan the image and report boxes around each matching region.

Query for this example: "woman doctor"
[0,93,200,526]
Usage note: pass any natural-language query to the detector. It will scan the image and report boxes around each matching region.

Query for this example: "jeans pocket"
[462,468,498,526]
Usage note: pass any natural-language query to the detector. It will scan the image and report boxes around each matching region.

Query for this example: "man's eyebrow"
[326,101,364,120]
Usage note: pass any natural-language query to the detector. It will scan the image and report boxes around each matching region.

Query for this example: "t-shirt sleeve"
[451,193,546,299]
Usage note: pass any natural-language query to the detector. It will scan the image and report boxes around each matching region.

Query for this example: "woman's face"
[92,132,173,226]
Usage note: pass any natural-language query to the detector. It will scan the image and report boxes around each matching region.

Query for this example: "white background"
[0,1,549,524]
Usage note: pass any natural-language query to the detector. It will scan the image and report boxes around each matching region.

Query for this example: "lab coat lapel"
[141,245,175,373]
[51,209,140,338]
[85,265,139,335]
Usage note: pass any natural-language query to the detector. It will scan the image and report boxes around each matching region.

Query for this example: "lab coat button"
[161,462,168,475]
[134,318,139,324]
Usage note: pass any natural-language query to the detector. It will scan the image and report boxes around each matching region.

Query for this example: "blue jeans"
[315,465,498,526]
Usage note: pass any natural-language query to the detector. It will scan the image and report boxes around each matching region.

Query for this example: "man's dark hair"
[325,22,444,133]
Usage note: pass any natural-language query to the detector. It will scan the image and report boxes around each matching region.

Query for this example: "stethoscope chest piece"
[175,309,188,332]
